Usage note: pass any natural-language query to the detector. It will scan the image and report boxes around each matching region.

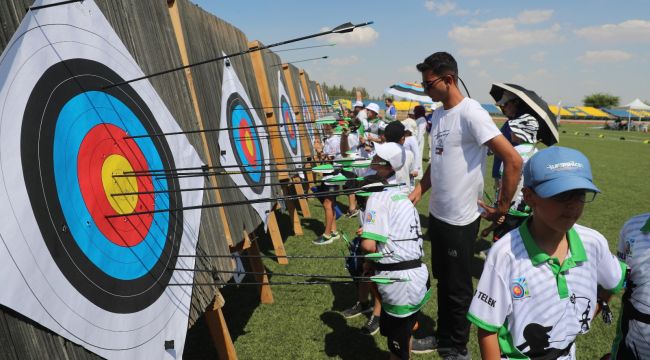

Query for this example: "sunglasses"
[420,76,448,90]
[549,189,597,204]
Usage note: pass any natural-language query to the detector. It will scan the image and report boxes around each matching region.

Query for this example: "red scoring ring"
[236,116,259,167]
[77,124,154,247]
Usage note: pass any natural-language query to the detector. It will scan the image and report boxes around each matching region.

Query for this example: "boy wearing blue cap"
[467,146,627,359]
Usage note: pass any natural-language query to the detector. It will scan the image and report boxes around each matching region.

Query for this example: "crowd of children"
[308,52,643,360]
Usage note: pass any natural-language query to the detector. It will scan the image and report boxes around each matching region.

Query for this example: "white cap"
[375,142,405,171]
[353,100,364,108]
[365,103,380,114]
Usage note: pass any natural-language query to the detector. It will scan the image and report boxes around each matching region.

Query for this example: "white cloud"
[576,20,650,43]
[329,55,359,66]
[397,65,418,74]
[517,10,553,25]
[468,59,481,67]
[577,50,632,64]
[424,0,457,15]
[448,9,561,57]
[530,51,546,62]
[320,26,379,47]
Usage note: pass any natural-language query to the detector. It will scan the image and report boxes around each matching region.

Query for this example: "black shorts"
[379,308,419,360]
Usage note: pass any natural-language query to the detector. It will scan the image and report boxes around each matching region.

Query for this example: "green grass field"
[221,122,650,359]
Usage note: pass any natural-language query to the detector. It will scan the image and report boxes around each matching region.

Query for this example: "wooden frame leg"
[246,240,274,304]
[265,209,288,265]
[205,291,238,360]
[292,175,311,218]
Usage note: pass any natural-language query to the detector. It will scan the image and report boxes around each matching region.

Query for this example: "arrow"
[28,0,82,11]
[172,268,407,283]
[105,183,398,218]
[270,56,328,67]
[175,252,388,260]
[104,21,373,89]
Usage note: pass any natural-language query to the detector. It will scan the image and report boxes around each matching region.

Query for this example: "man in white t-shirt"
[408,52,523,359]
[354,100,369,134]
[611,213,650,359]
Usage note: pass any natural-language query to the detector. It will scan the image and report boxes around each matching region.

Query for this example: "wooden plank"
[205,292,238,360]
[167,0,233,247]
[245,234,274,304]
[266,207,288,265]
[282,64,314,211]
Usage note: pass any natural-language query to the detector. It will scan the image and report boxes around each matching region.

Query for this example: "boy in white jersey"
[360,142,431,359]
[468,146,627,360]
[611,213,650,359]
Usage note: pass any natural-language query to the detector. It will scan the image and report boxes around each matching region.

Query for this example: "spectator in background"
[365,103,384,143]
[384,97,397,122]
[383,121,414,194]
[413,105,427,180]
[354,100,368,133]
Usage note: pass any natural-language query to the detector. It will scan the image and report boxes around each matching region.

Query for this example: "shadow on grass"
[321,311,389,360]
[328,281,358,312]
[220,272,262,342]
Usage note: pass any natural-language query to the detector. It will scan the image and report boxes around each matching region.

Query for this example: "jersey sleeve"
[466,103,501,146]
[597,235,627,294]
[467,262,511,333]
[361,195,389,243]
[616,222,628,261]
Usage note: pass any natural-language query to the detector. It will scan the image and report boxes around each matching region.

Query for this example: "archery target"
[276,71,301,164]
[299,85,315,145]
[0,1,203,358]
[218,60,272,225]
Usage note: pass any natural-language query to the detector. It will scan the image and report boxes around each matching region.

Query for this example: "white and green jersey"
[498,143,537,216]
[362,188,430,318]
[612,213,650,359]
[467,219,626,359]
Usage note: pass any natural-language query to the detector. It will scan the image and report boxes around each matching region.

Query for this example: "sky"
[192,0,650,106]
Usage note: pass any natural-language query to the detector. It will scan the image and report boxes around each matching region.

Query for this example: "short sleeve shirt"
[323,134,341,158]
[468,220,626,359]
[614,213,650,357]
[428,97,501,225]
[362,189,430,317]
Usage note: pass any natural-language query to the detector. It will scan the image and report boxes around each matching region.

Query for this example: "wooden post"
[248,40,304,236]
[205,291,238,360]
[167,0,233,246]
[244,232,274,304]
[281,64,312,217]
[262,205,288,265]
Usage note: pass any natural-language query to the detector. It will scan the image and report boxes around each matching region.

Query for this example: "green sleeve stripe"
[608,261,628,294]
[361,232,388,243]
[466,312,501,333]
[382,288,431,316]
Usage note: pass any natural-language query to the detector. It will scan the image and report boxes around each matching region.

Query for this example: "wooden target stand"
[167,3,276,359]
[248,40,311,240]
[281,64,316,192]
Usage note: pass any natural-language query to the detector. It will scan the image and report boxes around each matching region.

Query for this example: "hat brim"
[533,175,601,198]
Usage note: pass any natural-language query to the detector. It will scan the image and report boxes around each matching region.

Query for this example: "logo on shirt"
[624,237,635,259]
[433,130,450,155]
[511,277,530,300]
[365,210,376,224]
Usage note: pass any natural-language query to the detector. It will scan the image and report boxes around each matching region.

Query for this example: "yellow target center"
[102,154,139,214]
[244,131,254,155]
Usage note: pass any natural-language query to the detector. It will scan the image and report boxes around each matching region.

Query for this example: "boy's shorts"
[379,308,419,360]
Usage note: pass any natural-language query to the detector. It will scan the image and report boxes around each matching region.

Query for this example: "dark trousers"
[429,214,480,350]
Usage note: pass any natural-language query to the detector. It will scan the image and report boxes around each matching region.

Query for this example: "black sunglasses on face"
[421,76,447,90]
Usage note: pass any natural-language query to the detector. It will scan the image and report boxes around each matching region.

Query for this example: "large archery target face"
[218,61,272,224]
[0,3,201,355]
[276,71,301,162]
[280,95,299,153]
[21,59,182,312]
[299,86,315,144]
[226,93,267,194]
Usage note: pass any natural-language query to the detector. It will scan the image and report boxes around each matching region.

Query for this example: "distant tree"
[583,93,619,108]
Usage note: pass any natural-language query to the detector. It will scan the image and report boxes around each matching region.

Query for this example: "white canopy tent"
[621,98,650,131]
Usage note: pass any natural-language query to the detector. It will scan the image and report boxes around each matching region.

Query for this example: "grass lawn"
[220,121,650,359]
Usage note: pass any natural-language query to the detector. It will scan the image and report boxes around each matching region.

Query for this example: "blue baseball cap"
[523,146,600,198]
